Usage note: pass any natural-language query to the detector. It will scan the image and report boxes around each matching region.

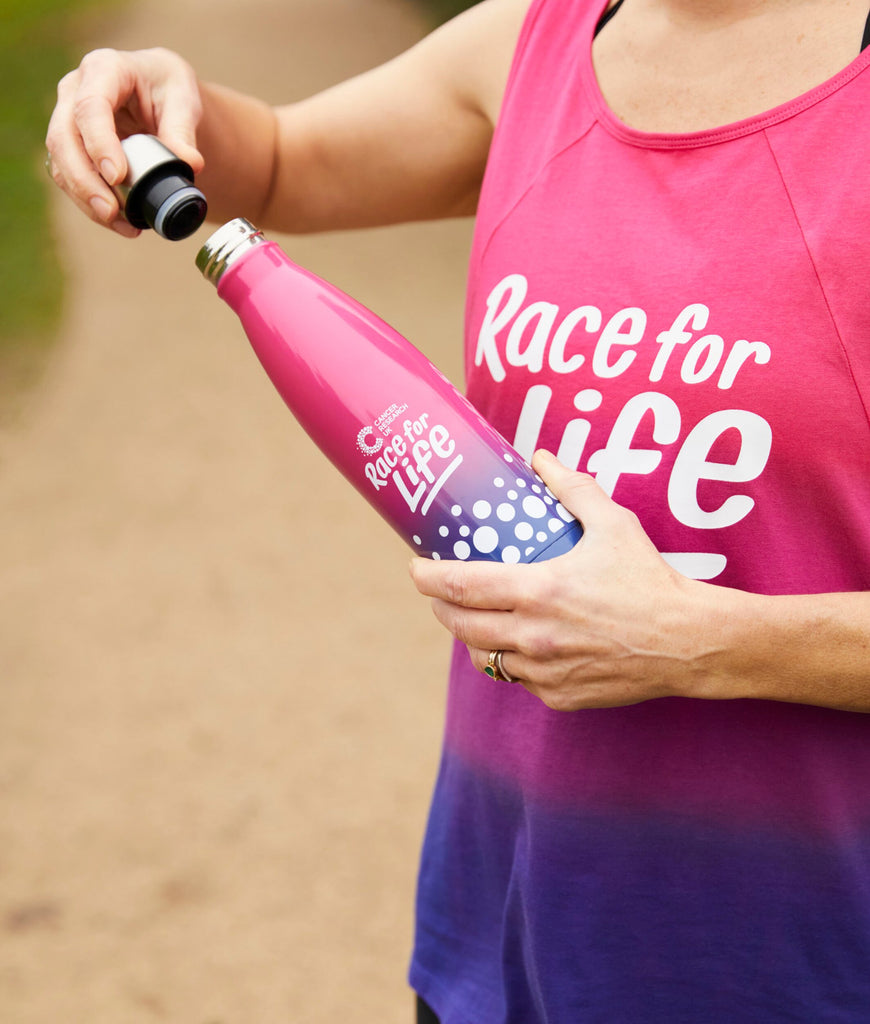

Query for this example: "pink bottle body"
[200,221,582,563]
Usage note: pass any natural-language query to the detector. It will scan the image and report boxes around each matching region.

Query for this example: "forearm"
[688,585,870,712]
[191,82,279,227]
[196,0,525,233]
[262,68,490,232]
[46,0,526,237]
[195,76,487,234]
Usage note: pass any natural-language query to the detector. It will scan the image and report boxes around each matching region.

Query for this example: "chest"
[591,0,869,133]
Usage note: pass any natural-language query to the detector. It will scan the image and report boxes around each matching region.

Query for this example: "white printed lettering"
[474,274,528,382]
[592,307,646,378]
[505,301,559,374]
[667,409,772,528]
[650,304,709,382]
[549,306,601,374]
[513,384,553,461]
[681,334,725,384]
[365,463,388,490]
[393,467,426,512]
[717,338,772,390]
[556,390,603,471]
[586,392,681,495]
[429,424,455,459]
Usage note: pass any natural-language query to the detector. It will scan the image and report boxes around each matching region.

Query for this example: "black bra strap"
[594,0,625,38]
[597,0,870,53]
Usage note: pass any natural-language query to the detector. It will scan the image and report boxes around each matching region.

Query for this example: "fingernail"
[89,195,113,221]
[100,158,118,184]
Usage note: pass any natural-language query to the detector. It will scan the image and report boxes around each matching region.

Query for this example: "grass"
[415,0,481,26]
[0,0,120,408]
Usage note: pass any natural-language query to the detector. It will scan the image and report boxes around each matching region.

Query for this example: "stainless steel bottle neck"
[196,218,265,286]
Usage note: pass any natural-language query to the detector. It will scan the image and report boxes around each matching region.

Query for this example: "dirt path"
[0,2,473,1020]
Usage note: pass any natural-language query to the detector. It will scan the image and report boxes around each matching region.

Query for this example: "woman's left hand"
[409,450,733,711]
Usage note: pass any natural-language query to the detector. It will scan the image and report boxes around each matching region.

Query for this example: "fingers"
[429,599,514,651]
[70,51,132,182]
[47,52,134,230]
[47,73,120,232]
[531,449,639,536]
[409,555,528,610]
[531,449,602,521]
[466,645,524,685]
[148,55,205,173]
[45,47,203,235]
[409,557,533,679]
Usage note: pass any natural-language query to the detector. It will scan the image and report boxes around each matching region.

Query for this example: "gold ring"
[485,649,516,683]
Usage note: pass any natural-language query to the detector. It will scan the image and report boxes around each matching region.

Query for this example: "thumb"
[531,449,621,533]
[157,116,204,175]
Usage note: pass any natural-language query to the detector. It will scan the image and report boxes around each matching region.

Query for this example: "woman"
[47,1,870,1019]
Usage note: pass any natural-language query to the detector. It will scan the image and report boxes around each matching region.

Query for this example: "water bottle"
[196,218,583,563]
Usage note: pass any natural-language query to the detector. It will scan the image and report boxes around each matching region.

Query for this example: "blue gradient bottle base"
[528,522,584,562]
[406,450,584,563]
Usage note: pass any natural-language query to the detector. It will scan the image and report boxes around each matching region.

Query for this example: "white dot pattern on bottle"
[522,495,547,519]
[472,526,499,554]
[514,522,534,542]
[419,454,579,563]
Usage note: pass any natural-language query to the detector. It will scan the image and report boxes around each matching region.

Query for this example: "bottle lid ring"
[196,217,263,284]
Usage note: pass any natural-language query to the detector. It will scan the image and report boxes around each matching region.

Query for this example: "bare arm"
[46,0,531,236]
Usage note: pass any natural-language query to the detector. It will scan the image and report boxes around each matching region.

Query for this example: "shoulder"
[415,0,536,126]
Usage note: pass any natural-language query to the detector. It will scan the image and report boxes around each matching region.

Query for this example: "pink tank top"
[411,2,870,1020]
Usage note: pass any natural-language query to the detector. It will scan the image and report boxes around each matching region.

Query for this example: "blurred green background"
[0,0,120,407]
[419,0,481,22]
[0,0,479,409]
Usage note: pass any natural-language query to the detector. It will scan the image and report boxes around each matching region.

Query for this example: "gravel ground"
[0,1,473,1020]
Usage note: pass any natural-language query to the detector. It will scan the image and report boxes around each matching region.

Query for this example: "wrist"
[674,581,772,703]
[678,585,870,711]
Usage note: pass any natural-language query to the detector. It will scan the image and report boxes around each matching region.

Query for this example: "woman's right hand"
[45,47,205,236]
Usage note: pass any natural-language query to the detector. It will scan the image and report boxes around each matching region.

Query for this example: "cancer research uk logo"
[356,426,383,456]
[356,402,408,456]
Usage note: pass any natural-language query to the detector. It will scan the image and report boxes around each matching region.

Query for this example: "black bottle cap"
[116,135,208,240]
